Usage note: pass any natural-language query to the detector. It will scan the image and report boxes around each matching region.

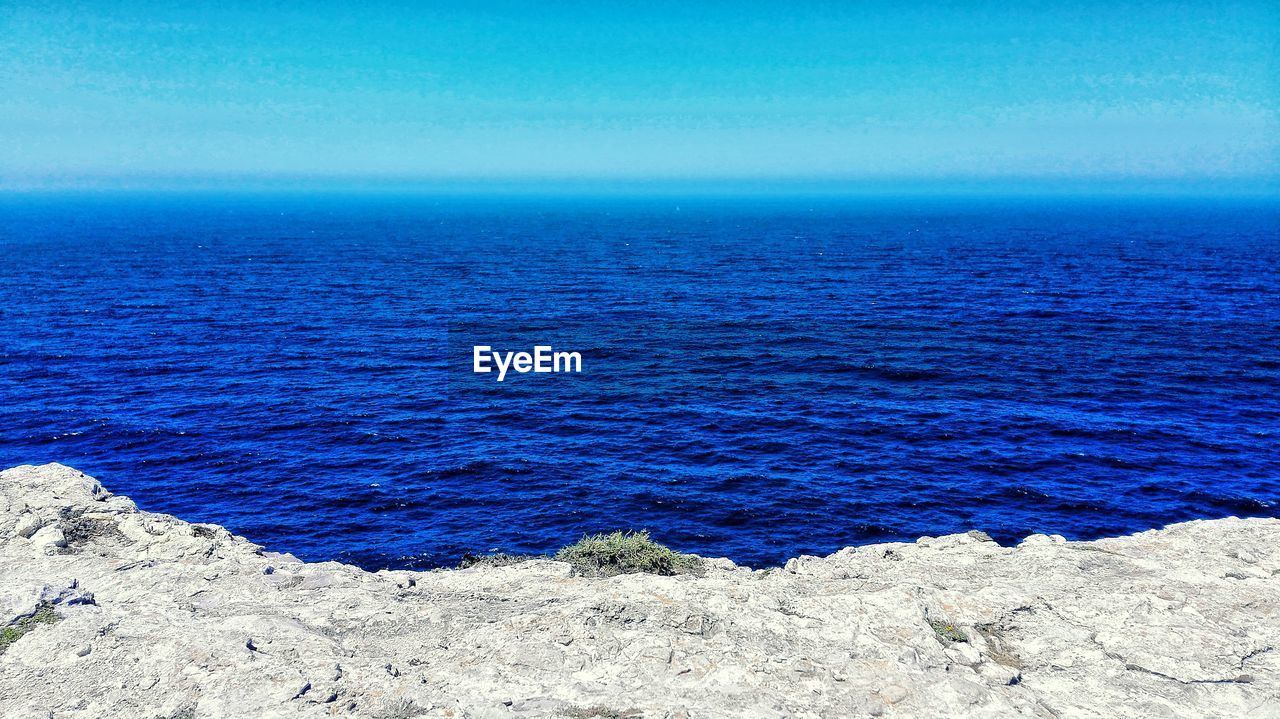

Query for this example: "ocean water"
[1,193,1277,569]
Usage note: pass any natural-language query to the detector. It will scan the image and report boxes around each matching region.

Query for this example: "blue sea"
[1,193,1277,569]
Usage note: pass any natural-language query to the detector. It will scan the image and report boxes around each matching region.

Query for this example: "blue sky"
[2,1,1277,189]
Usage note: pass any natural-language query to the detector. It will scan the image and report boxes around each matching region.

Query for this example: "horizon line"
[2,174,1278,199]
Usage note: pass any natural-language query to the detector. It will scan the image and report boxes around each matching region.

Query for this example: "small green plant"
[930,619,968,644]
[562,706,642,719]
[60,516,129,548]
[0,602,61,654]
[377,698,422,719]
[555,531,699,577]
[457,552,536,569]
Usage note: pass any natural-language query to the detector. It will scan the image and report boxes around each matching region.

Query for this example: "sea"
[1,192,1277,569]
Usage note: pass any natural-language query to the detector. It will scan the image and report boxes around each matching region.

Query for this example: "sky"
[1,1,1277,191]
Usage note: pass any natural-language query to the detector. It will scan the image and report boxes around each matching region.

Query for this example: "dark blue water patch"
[1,192,1278,570]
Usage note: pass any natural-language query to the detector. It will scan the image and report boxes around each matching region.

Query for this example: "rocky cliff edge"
[2,463,1278,718]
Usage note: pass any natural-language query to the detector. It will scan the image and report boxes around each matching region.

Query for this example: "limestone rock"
[2,463,1278,718]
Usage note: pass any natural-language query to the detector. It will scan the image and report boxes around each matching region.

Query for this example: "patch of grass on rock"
[60,516,130,549]
[0,602,60,654]
[562,706,642,719]
[457,552,537,569]
[930,619,968,644]
[555,531,700,577]
[376,698,423,719]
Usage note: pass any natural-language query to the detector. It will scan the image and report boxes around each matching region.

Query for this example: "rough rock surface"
[2,463,1278,719]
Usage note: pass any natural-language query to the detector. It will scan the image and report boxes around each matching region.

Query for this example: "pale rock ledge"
[2,463,1278,718]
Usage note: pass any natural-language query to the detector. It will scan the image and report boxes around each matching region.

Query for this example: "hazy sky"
[2,1,1277,188]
